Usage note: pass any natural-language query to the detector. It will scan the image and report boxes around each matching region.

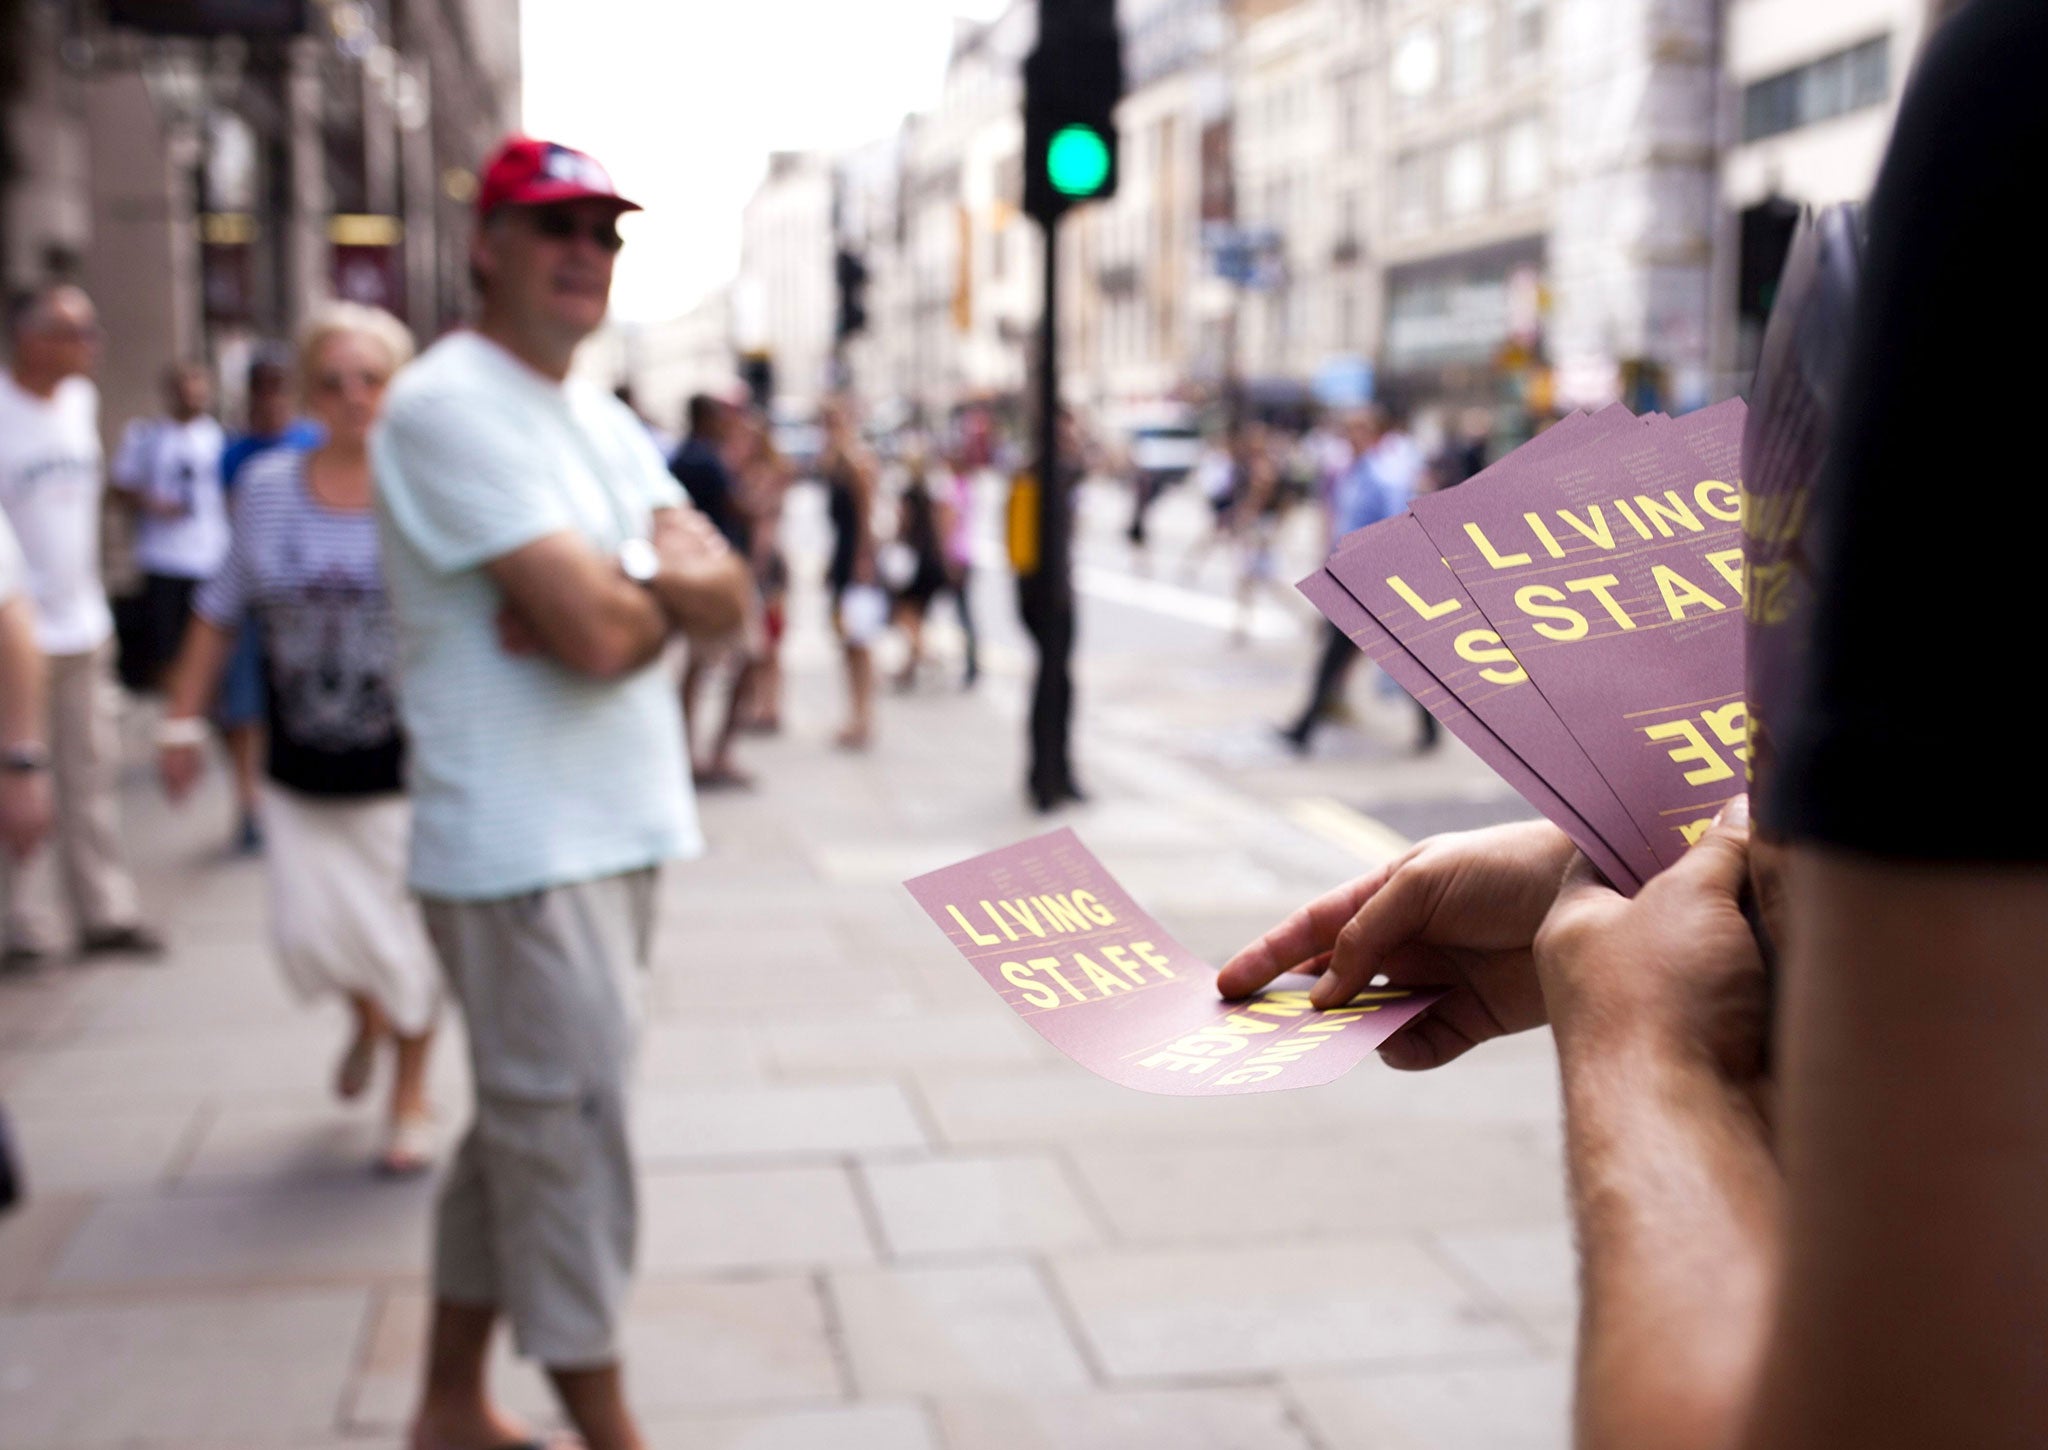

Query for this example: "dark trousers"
[1287,622,1358,745]
[949,566,980,684]
[1287,621,1438,749]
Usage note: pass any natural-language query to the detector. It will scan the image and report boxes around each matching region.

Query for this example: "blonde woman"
[159,303,439,1175]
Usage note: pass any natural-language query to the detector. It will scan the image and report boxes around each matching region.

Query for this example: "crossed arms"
[486,505,751,679]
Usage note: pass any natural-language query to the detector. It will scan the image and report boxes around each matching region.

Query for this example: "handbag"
[837,581,891,645]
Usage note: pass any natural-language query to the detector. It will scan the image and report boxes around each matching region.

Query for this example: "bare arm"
[1533,807,1778,1450]
[645,507,753,639]
[0,596,42,750]
[1540,808,2048,1450]
[161,613,237,724]
[156,614,237,801]
[0,595,52,858]
[1740,852,2048,1450]
[485,531,671,680]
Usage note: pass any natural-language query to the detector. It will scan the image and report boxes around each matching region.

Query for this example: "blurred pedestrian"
[158,304,440,1177]
[820,396,882,748]
[888,448,953,689]
[1229,423,1290,645]
[1429,407,1490,491]
[1281,406,1435,753]
[731,407,792,732]
[670,393,760,786]
[940,440,981,687]
[111,360,229,688]
[1180,427,1242,583]
[212,348,324,853]
[0,284,162,968]
[373,135,749,1450]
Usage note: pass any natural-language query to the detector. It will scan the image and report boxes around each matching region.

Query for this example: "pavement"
[0,476,1571,1449]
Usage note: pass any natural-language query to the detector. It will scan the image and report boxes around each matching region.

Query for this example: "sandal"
[377,1113,437,1177]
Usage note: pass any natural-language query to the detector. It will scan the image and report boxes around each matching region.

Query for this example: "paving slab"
[0,1288,369,1448]
[935,1386,1316,1450]
[638,1023,767,1084]
[638,1402,939,1449]
[1067,1127,1567,1245]
[2,1021,362,1110]
[640,1165,877,1272]
[1052,1239,1529,1379]
[2,1102,199,1193]
[51,1177,433,1288]
[634,1083,928,1163]
[1285,1360,1572,1450]
[830,1261,1093,1396]
[1432,1221,1580,1352]
[349,1276,846,1428]
[762,1012,1050,1078]
[861,1154,1103,1258]
[0,1192,91,1304]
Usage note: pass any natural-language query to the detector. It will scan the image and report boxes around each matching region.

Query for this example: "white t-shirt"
[0,372,113,655]
[112,414,230,580]
[372,331,702,900]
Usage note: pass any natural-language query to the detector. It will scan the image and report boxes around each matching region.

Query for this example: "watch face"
[619,537,660,583]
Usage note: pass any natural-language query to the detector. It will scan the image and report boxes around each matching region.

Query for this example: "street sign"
[1204,224,1284,290]
[1313,355,1376,409]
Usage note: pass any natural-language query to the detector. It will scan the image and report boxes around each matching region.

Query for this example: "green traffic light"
[1046,125,1111,197]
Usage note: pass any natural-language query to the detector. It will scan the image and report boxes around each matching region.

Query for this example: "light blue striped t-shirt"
[371,331,701,900]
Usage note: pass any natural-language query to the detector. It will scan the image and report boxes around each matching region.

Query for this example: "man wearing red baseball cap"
[372,136,749,1450]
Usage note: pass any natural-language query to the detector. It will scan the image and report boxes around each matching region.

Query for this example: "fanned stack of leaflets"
[1304,400,1749,894]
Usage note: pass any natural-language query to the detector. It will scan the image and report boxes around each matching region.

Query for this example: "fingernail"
[1714,793,1750,829]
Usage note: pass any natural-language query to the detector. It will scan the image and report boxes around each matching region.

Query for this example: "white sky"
[521,0,1010,325]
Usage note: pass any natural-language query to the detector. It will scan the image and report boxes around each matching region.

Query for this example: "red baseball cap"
[474,136,641,219]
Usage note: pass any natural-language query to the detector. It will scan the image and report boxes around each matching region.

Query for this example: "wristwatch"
[618,537,660,586]
[2,742,50,775]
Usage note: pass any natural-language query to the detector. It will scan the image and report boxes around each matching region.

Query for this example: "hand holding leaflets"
[1312,401,1750,891]
[904,402,1750,1097]
[905,829,1445,1095]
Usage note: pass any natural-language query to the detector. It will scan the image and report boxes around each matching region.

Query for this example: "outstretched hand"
[1218,819,1578,1070]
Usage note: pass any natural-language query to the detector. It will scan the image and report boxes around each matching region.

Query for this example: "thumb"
[1662,793,1752,900]
[1552,843,1623,911]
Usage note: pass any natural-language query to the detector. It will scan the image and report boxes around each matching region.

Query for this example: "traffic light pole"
[1019,0,1119,811]
[1022,215,1079,810]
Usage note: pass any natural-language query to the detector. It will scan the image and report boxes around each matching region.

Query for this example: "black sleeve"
[1771,0,2048,860]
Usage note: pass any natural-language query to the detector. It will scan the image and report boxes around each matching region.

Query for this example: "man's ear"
[469,224,499,298]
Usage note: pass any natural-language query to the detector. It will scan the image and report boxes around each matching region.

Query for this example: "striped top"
[194,448,403,797]
[371,331,700,900]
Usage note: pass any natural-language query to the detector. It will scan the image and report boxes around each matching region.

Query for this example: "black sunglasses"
[529,209,625,253]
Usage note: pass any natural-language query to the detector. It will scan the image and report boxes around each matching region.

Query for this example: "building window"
[1394,149,1433,234]
[1336,65,1366,151]
[1506,0,1543,70]
[1742,36,1890,142]
[1392,25,1441,108]
[1500,113,1543,201]
[1443,136,1489,218]
[1446,4,1490,100]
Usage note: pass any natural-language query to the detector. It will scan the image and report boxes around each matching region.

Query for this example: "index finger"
[1217,863,1394,999]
